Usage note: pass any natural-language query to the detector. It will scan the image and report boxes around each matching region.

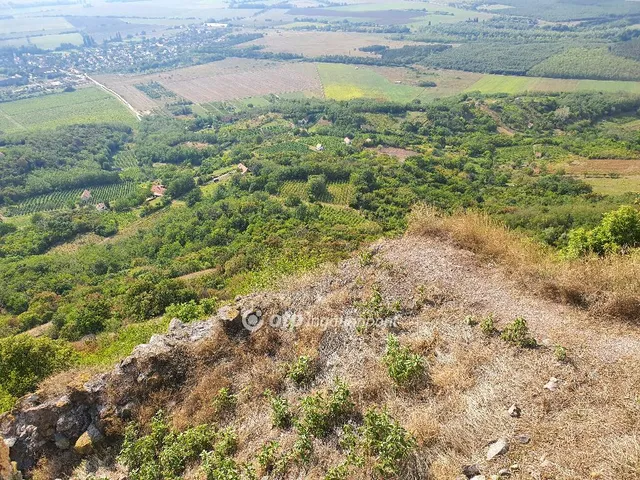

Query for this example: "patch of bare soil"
[367,146,418,161]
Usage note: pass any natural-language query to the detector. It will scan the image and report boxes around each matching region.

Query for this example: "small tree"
[306,174,328,202]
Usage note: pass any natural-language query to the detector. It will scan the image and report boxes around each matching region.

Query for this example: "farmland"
[465,75,640,95]
[243,31,422,58]
[0,87,137,133]
[3,182,139,216]
[94,59,324,113]
[318,63,423,102]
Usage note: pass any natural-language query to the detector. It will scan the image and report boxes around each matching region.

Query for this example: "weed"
[264,390,293,428]
[554,345,568,362]
[212,387,237,419]
[358,249,374,267]
[383,335,426,388]
[464,315,478,326]
[360,409,416,478]
[258,440,280,473]
[287,355,314,385]
[297,379,354,438]
[357,284,401,332]
[501,317,537,348]
[325,462,350,480]
[480,314,496,336]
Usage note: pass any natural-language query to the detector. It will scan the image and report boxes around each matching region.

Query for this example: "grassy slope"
[0,87,138,133]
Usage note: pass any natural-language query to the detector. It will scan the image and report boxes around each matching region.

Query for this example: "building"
[96,203,108,212]
[237,163,249,174]
[344,137,352,145]
[316,144,324,151]
[80,190,92,202]
[151,184,166,197]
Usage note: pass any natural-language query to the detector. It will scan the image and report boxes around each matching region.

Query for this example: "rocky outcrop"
[0,313,226,476]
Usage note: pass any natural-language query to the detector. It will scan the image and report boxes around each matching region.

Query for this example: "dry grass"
[407,204,640,323]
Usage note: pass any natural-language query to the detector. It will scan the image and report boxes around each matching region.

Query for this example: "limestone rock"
[508,404,521,418]
[544,377,559,391]
[74,431,93,456]
[515,434,530,444]
[487,438,509,461]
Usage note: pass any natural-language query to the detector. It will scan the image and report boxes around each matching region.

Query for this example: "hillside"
[2,209,639,479]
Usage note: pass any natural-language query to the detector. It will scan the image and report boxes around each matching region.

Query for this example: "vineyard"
[4,182,138,216]
[114,150,139,169]
[280,181,356,205]
[318,204,382,234]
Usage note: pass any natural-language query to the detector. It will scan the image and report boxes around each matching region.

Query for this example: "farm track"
[0,107,25,130]
[85,74,143,120]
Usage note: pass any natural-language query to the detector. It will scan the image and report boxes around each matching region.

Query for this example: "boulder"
[487,438,509,461]
[463,464,481,478]
[74,431,93,456]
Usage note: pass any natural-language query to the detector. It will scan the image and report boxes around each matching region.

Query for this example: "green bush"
[0,335,76,404]
[480,314,496,336]
[264,390,293,429]
[287,355,314,385]
[500,317,537,348]
[360,409,416,477]
[297,379,354,438]
[566,205,640,257]
[382,335,425,387]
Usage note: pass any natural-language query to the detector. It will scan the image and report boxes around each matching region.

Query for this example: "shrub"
[287,355,314,385]
[0,335,76,402]
[554,345,567,362]
[566,205,640,257]
[119,412,217,480]
[212,387,237,419]
[164,299,213,323]
[264,390,293,428]
[382,335,425,387]
[297,379,354,438]
[480,314,496,336]
[500,317,537,348]
[360,409,416,477]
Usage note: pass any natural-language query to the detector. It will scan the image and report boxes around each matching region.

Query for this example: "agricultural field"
[242,31,423,58]
[280,181,356,205]
[0,87,138,133]
[29,33,84,49]
[95,59,324,113]
[465,75,640,95]
[3,182,139,216]
[317,63,424,102]
[581,176,640,195]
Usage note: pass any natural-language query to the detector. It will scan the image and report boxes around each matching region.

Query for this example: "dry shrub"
[407,204,640,323]
[137,389,176,428]
[37,366,103,398]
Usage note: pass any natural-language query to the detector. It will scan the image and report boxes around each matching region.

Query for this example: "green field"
[30,33,84,49]
[466,75,640,95]
[582,176,640,196]
[0,87,138,133]
[318,63,423,102]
